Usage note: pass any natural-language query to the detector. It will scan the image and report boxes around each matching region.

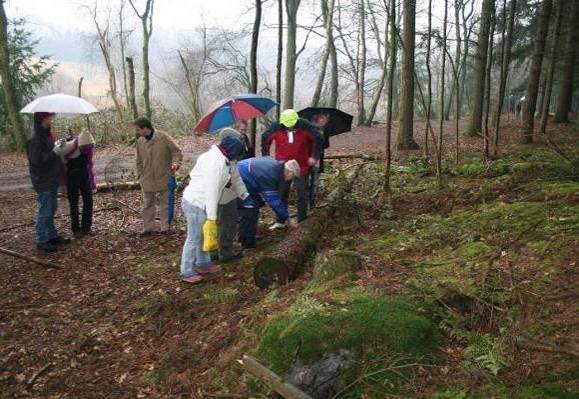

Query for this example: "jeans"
[36,190,58,244]
[180,200,212,277]
[239,199,260,248]
[67,170,93,234]
[218,199,238,260]
[279,175,309,222]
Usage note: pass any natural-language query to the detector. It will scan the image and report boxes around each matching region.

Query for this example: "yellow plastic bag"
[202,219,218,252]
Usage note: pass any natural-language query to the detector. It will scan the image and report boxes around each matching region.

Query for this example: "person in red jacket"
[261,109,323,226]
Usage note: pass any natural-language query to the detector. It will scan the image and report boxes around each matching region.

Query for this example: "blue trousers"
[36,190,59,244]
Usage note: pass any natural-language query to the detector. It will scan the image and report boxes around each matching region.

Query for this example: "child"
[64,129,96,237]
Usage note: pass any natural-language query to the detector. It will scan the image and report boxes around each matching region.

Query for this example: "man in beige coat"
[134,117,183,235]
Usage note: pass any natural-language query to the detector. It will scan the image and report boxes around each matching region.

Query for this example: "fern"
[202,287,239,304]
[460,334,508,377]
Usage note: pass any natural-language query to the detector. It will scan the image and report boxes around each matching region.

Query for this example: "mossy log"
[254,165,364,289]
[311,250,362,285]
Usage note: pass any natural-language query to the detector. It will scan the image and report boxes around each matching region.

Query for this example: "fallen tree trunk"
[253,164,364,288]
[0,246,62,268]
[95,181,140,193]
[325,153,381,161]
[237,355,313,399]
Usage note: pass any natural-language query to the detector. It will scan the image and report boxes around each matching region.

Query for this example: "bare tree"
[127,0,154,117]
[539,0,563,135]
[126,56,138,119]
[397,0,419,150]
[177,50,201,122]
[86,2,124,124]
[276,0,283,117]
[311,0,334,107]
[0,0,26,150]
[117,0,133,110]
[483,1,496,157]
[437,0,448,188]
[284,0,301,109]
[553,0,579,123]
[356,0,367,125]
[249,0,262,154]
[384,0,397,191]
[424,0,433,156]
[466,0,495,136]
[521,0,552,144]
[365,0,388,125]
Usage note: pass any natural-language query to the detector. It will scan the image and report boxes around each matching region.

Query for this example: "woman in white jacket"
[180,136,245,284]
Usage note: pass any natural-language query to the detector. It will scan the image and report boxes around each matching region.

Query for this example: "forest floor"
[0,119,578,398]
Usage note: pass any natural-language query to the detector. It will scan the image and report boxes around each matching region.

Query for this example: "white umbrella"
[20,93,99,114]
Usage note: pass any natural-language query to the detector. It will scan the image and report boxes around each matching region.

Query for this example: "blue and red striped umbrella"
[194,94,276,133]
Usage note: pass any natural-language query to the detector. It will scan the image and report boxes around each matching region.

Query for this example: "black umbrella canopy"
[298,107,354,136]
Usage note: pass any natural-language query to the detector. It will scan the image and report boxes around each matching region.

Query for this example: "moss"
[459,241,492,258]
[310,250,362,286]
[540,180,579,195]
[525,240,551,255]
[467,384,579,399]
[254,295,442,374]
[451,161,485,177]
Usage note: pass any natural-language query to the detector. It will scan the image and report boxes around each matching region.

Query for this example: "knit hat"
[34,112,55,123]
[280,109,299,128]
[284,159,300,177]
[219,127,242,140]
[79,129,96,146]
[219,136,244,160]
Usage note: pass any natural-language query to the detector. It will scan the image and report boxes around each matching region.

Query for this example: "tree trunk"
[276,0,283,118]
[424,0,433,156]
[483,2,496,157]
[0,1,26,151]
[126,57,138,120]
[328,0,338,108]
[119,0,130,110]
[521,0,553,144]
[141,19,152,118]
[356,0,367,125]
[284,0,301,109]
[249,0,262,156]
[539,0,563,135]
[466,0,494,136]
[384,0,397,192]
[397,0,419,150]
[311,0,330,108]
[365,0,388,125]
[493,0,517,152]
[178,51,201,122]
[438,0,448,188]
[553,0,578,123]
[128,0,154,118]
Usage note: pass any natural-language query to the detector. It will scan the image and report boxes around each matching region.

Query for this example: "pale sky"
[5,0,257,33]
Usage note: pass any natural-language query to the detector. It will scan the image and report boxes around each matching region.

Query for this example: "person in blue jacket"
[237,157,300,249]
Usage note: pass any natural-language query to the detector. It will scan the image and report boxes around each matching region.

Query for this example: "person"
[261,109,323,227]
[237,157,300,249]
[308,112,331,208]
[134,117,183,235]
[26,112,70,252]
[215,126,251,263]
[64,129,96,237]
[231,120,254,159]
[180,136,245,284]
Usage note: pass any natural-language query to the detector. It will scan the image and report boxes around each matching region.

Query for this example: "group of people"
[27,112,96,252]
[26,108,331,285]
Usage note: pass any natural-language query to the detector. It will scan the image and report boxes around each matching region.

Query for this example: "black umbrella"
[297,107,353,136]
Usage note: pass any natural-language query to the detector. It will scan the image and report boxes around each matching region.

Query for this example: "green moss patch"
[255,295,442,374]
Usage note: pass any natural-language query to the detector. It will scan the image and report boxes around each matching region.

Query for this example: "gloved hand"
[202,219,218,252]
[52,139,67,156]
[241,195,257,208]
